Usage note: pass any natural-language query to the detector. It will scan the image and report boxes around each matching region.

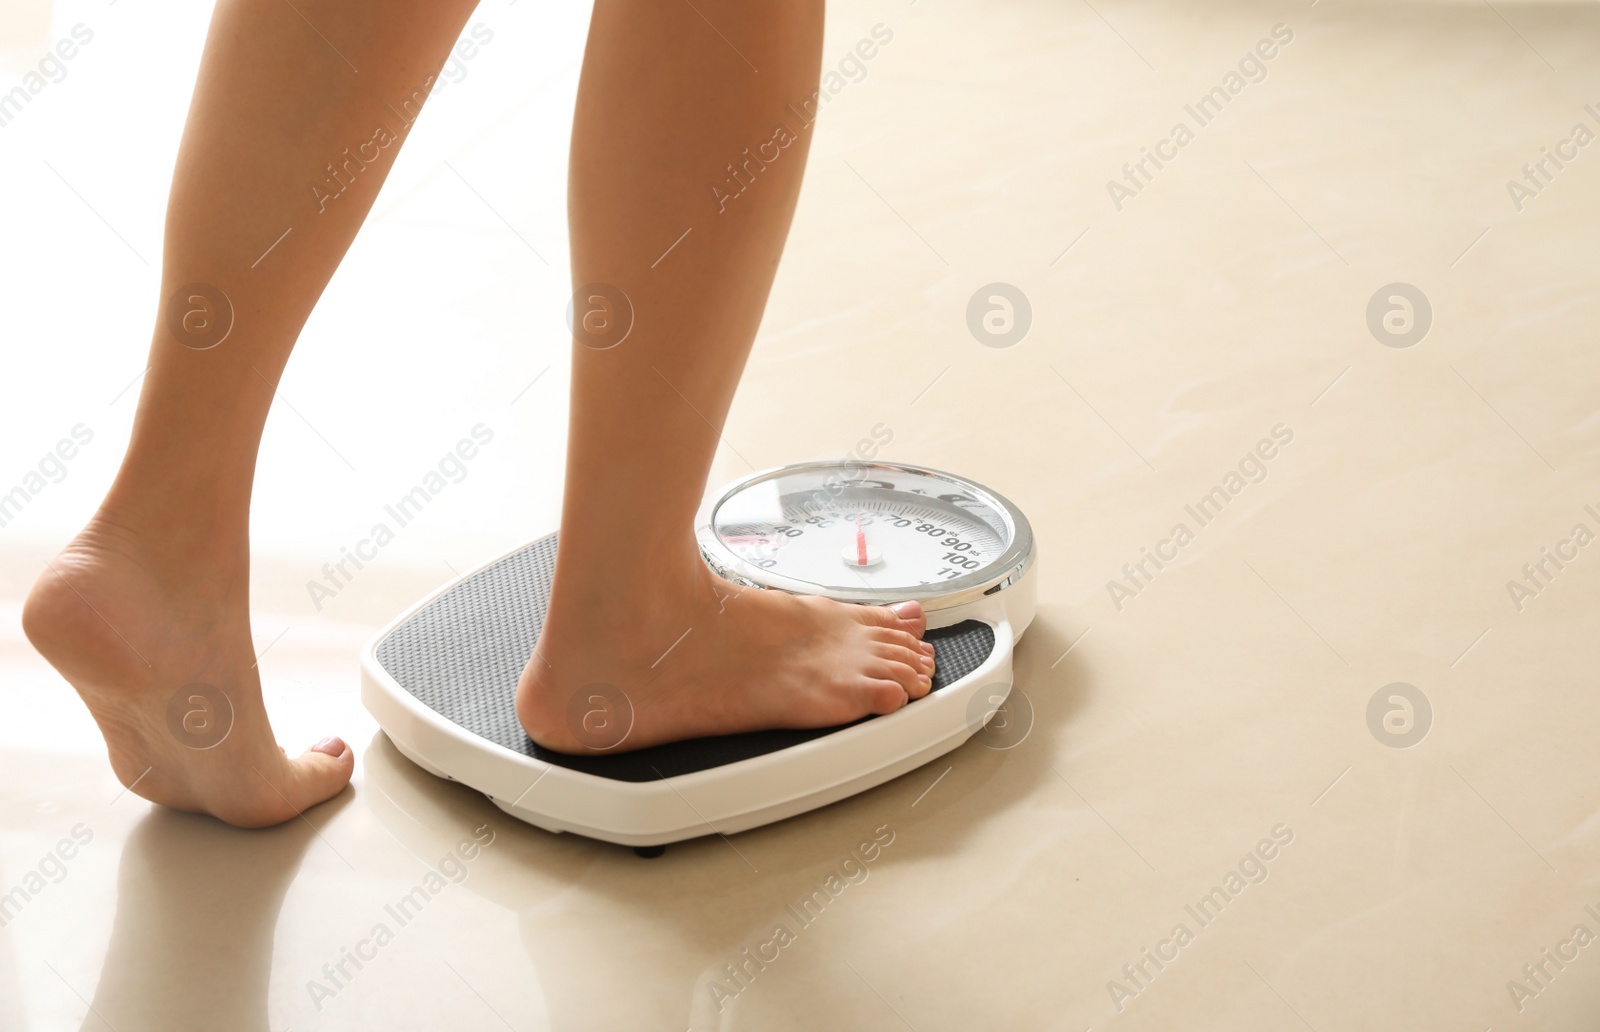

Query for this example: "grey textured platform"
[375,533,997,782]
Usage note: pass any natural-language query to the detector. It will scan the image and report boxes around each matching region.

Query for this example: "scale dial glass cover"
[698,462,1032,607]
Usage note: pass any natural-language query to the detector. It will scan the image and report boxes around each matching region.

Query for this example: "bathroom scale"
[361,460,1036,851]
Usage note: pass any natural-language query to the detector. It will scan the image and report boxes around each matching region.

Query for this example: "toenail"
[311,736,347,757]
[890,601,919,619]
[918,674,931,688]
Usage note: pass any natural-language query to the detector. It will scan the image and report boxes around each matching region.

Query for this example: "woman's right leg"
[518,0,935,755]
[23,0,480,826]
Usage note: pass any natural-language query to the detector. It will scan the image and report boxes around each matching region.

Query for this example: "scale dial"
[695,461,1034,611]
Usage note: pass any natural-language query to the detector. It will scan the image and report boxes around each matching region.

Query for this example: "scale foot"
[634,845,667,859]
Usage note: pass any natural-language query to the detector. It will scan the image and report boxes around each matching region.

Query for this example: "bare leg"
[23,0,480,825]
[518,0,934,753]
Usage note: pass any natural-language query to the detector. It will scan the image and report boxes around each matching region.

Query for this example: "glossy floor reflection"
[5,0,1600,1029]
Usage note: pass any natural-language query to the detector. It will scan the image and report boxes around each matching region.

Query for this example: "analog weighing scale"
[361,461,1036,854]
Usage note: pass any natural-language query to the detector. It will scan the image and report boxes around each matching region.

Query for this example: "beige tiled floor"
[5,0,1600,1028]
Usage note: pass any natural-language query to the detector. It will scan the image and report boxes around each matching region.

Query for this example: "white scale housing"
[361,461,1036,848]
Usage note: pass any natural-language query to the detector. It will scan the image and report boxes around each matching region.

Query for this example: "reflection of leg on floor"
[22,0,481,827]
[83,807,332,1031]
[517,0,935,756]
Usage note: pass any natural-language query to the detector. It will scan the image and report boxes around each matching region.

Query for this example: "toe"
[202,739,353,829]
[868,654,932,702]
[858,604,901,628]
[871,641,934,679]
[860,601,926,638]
[873,627,935,659]
[860,678,909,715]
[283,738,354,818]
[887,600,926,637]
[871,629,936,681]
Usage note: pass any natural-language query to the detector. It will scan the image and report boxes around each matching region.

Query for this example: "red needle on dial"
[855,516,868,567]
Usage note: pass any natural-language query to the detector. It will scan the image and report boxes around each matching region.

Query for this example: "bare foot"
[21,515,354,827]
[517,559,935,754]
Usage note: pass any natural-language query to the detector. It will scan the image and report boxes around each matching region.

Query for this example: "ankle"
[69,503,249,597]
[100,452,252,565]
[547,540,718,625]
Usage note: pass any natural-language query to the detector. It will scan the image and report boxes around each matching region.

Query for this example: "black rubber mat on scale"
[375,533,996,782]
